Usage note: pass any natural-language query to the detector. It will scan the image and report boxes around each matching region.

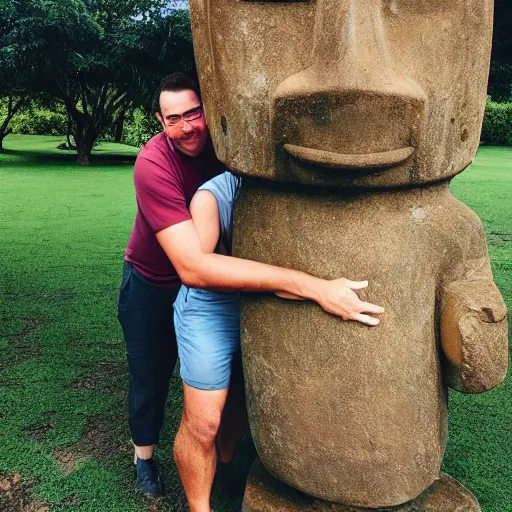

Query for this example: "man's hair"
[154,73,201,114]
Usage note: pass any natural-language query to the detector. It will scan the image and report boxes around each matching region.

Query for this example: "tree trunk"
[76,144,91,165]
[0,130,10,152]
[114,108,127,142]
[66,114,75,149]
[74,119,96,165]
[0,95,25,151]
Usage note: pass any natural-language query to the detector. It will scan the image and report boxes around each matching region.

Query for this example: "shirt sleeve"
[134,154,192,234]
[197,171,241,254]
[197,171,241,204]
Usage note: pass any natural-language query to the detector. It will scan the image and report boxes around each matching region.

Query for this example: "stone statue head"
[190,0,493,188]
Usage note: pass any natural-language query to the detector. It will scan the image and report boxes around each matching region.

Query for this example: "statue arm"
[440,257,508,394]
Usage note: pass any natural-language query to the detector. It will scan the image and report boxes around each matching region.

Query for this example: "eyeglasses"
[164,105,203,127]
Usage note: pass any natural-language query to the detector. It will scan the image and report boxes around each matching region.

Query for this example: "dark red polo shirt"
[125,131,223,287]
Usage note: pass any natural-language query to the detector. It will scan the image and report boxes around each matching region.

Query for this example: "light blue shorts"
[173,286,240,390]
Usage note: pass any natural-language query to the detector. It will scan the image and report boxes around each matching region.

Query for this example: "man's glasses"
[165,106,203,127]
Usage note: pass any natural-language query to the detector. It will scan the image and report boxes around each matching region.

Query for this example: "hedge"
[9,108,68,136]
[122,108,161,148]
[481,100,512,146]
[5,103,161,147]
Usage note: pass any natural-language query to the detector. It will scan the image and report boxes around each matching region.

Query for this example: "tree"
[0,0,29,150]
[489,0,512,101]
[1,0,195,164]
[0,95,28,150]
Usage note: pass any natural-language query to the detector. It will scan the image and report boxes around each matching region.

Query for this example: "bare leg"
[174,383,229,512]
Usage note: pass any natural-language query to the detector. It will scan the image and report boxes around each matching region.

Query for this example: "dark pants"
[117,261,180,446]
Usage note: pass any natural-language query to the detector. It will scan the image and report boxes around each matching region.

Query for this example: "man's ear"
[155,112,165,129]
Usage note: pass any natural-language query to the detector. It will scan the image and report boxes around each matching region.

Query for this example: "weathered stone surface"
[190,0,493,189]
[232,179,508,506]
[189,0,509,509]
[242,457,481,512]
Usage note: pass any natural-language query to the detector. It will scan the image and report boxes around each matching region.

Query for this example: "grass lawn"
[0,135,510,512]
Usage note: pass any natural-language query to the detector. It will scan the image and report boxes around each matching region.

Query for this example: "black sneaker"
[136,457,164,497]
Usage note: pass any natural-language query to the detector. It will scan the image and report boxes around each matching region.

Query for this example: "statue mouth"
[283,144,414,171]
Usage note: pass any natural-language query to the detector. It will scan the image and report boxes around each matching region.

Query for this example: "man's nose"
[179,119,194,132]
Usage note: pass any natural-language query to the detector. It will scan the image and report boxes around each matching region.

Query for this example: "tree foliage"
[0,1,29,149]
[489,0,512,102]
[3,1,509,155]
[0,0,195,163]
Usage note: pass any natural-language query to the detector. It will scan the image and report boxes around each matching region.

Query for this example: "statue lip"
[283,144,414,170]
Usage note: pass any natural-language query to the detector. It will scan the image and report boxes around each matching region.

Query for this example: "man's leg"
[174,383,229,512]
[118,262,179,492]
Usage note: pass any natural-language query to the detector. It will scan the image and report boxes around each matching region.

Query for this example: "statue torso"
[233,180,486,507]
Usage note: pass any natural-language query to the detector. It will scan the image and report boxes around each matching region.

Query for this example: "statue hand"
[440,279,508,393]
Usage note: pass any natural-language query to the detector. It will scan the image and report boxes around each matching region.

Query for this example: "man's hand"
[277,279,383,326]
[315,279,384,326]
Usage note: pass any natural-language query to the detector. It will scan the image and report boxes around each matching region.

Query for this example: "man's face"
[156,89,209,157]
[190,0,493,188]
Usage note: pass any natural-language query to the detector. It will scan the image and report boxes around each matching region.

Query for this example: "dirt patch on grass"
[70,360,125,394]
[1,315,44,372]
[47,408,129,478]
[0,473,49,512]
[74,413,129,462]
[50,414,127,476]
[53,448,86,475]
[24,423,53,442]
[19,316,44,338]
[12,316,44,355]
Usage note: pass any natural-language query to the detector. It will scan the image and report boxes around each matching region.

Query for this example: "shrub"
[481,100,512,146]
[123,108,161,148]
[488,63,512,104]
[10,108,68,136]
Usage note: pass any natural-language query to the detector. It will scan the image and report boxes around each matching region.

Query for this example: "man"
[117,73,384,501]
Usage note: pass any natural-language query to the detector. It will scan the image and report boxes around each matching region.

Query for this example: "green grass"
[0,135,510,512]
[0,135,249,512]
[444,147,512,512]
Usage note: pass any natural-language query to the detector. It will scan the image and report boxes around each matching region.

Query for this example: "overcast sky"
[162,0,189,13]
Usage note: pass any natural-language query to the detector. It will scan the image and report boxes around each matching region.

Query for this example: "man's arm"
[156,218,384,326]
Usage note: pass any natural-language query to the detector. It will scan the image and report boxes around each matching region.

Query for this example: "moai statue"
[189,1,508,510]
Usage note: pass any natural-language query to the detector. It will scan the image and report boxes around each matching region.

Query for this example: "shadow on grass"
[1,134,138,170]
[1,148,136,169]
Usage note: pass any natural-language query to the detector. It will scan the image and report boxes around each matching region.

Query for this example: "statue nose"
[313,0,393,92]
[274,0,425,107]
[272,0,427,167]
